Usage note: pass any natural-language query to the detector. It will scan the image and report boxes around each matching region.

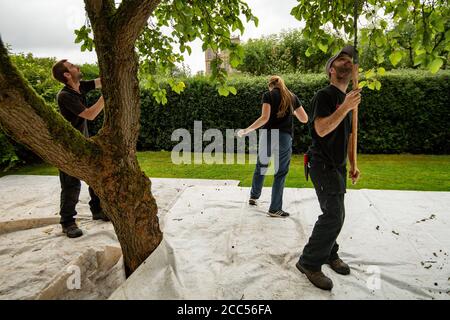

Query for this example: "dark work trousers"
[299,162,347,271]
[59,170,101,227]
[250,130,293,212]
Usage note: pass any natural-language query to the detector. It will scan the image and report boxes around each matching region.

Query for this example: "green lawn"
[3,152,450,191]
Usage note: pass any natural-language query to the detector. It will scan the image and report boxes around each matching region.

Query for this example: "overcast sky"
[0,0,304,74]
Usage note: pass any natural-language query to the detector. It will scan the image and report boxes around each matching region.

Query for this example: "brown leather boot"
[327,258,350,275]
[92,211,110,222]
[296,262,333,291]
[62,223,83,238]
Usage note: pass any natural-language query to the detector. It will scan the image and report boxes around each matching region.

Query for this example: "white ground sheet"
[1,175,449,299]
[0,175,238,299]
[110,186,450,300]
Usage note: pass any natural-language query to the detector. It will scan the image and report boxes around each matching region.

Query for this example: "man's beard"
[335,65,352,82]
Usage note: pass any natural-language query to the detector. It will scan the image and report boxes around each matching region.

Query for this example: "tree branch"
[432,28,448,51]
[82,0,162,153]
[84,0,116,20]
[113,0,161,49]
[0,37,101,182]
[84,0,116,49]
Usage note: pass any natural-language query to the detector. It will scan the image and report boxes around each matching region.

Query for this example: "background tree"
[291,0,450,89]
[0,50,102,171]
[237,30,332,75]
[0,0,256,276]
[0,51,63,170]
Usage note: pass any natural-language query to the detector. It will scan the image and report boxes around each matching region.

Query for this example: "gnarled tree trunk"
[0,0,163,276]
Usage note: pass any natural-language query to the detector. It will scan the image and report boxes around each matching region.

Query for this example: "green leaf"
[253,17,259,27]
[414,54,426,66]
[376,55,385,64]
[445,29,450,40]
[305,47,313,57]
[358,81,367,88]
[230,56,241,68]
[375,35,385,47]
[428,58,443,74]
[415,48,426,56]
[218,86,229,96]
[430,14,445,32]
[396,3,408,17]
[376,48,385,64]
[389,51,403,66]
[365,69,376,79]
[367,81,376,90]
[74,33,82,44]
[375,80,381,91]
[377,67,386,76]
[170,81,186,94]
[228,86,237,95]
[290,6,301,20]
[317,42,328,53]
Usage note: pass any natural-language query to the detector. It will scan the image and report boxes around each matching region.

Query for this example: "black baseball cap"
[325,45,356,77]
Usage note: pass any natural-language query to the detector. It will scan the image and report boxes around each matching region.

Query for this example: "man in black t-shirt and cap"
[51,59,109,238]
[296,45,361,290]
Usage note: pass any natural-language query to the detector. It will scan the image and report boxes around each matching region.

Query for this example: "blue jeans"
[250,130,292,212]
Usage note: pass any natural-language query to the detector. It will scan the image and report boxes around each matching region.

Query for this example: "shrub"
[2,69,449,172]
[131,70,450,155]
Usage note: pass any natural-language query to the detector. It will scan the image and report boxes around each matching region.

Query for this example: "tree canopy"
[75,1,449,93]
[75,0,258,102]
[291,0,449,89]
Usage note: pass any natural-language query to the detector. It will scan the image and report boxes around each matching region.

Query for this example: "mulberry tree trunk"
[0,0,163,276]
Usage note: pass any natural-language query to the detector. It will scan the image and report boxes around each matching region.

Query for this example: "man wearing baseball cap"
[295,45,361,290]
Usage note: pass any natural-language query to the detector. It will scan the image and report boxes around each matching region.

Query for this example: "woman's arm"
[294,106,308,123]
[237,103,271,137]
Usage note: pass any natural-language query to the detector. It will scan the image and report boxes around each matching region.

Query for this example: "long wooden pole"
[351,0,359,182]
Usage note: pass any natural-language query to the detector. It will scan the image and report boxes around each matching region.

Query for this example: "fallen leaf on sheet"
[416,214,436,223]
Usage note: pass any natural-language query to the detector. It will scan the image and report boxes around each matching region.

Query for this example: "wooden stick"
[351,64,359,174]
[351,0,359,183]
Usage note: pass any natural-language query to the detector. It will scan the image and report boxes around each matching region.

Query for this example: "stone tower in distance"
[205,36,240,75]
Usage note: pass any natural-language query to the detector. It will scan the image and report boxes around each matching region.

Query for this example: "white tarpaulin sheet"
[110,186,450,300]
[0,175,238,299]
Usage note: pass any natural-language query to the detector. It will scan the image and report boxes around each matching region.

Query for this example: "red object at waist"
[304,153,309,165]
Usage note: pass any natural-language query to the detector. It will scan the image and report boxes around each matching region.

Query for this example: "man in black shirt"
[52,59,108,238]
[296,46,361,290]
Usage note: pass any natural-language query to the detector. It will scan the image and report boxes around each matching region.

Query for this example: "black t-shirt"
[309,84,352,167]
[57,80,96,137]
[261,88,303,136]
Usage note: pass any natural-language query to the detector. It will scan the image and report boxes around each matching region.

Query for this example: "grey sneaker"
[268,209,290,218]
[249,198,257,206]
[62,223,83,238]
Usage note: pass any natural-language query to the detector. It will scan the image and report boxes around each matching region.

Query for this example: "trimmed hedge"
[2,70,449,171]
[92,70,450,155]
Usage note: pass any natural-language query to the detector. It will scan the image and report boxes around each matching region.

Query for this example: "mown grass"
[3,152,449,191]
